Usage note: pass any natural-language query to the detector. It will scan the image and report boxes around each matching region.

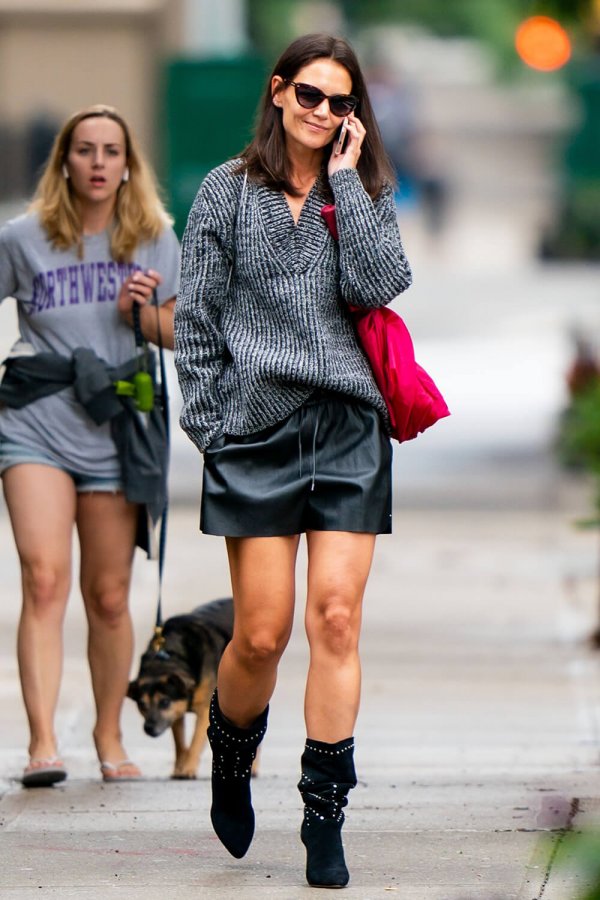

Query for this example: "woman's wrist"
[135,297,175,349]
[329,168,361,189]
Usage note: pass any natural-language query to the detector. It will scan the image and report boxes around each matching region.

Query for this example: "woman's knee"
[232,625,290,670]
[308,596,360,657]
[83,578,130,627]
[22,560,70,615]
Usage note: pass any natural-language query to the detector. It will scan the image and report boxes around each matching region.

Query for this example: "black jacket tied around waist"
[0,347,168,554]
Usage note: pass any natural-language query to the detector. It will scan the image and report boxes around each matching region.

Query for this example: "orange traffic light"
[515,16,571,71]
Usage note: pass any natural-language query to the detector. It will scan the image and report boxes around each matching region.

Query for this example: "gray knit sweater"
[174,159,412,451]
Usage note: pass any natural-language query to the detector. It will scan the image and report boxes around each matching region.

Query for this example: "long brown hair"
[30,104,172,262]
[239,34,395,199]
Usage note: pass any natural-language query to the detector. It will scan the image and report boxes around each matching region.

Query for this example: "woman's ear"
[271,75,284,107]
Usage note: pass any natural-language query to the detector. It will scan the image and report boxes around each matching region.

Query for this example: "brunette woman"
[0,105,179,786]
[175,35,411,887]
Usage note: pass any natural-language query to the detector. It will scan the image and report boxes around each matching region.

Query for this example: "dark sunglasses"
[284,80,358,118]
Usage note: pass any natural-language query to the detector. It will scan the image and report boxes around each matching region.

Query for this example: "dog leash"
[132,295,170,660]
[152,292,170,658]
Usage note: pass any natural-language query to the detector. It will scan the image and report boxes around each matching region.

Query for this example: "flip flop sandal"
[22,757,67,788]
[100,760,142,782]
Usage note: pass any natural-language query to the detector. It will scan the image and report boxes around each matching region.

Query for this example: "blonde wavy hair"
[30,104,172,263]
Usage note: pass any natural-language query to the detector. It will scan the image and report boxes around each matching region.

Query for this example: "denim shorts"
[201,392,393,537]
[0,439,122,493]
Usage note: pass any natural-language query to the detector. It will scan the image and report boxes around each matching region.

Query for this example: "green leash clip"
[115,370,154,412]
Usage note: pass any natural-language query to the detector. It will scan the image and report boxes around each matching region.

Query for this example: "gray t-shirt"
[0,212,180,477]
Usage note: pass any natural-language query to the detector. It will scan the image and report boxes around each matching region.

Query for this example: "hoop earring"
[122,167,129,183]
[62,164,69,179]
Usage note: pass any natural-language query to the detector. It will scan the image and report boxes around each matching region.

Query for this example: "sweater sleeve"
[329,168,412,308]
[174,168,237,452]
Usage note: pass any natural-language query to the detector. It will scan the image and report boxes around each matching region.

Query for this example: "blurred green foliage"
[247,0,596,69]
[341,0,594,34]
[249,0,526,59]
[342,0,522,35]
[343,0,525,71]
[541,180,600,261]
[558,382,600,523]
[247,0,297,59]
[540,0,595,22]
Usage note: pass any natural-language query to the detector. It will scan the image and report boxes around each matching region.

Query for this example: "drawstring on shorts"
[310,410,320,491]
[298,404,321,491]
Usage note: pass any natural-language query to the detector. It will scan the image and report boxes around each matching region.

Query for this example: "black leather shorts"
[200,392,392,537]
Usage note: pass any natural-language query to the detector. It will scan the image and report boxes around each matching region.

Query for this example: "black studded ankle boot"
[207,690,268,858]
[298,737,357,888]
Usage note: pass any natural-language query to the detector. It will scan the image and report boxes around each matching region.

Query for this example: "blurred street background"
[1,1,600,897]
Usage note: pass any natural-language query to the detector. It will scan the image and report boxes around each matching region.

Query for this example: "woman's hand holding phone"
[328,112,366,177]
[334,118,349,156]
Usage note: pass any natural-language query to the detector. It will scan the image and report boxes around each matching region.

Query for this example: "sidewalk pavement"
[1,465,600,899]
[1,198,599,896]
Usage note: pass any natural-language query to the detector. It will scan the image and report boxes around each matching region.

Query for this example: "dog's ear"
[167,672,195,699]
[127,680,140,701]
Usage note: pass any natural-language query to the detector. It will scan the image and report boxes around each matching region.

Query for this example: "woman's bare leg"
[76,491,138,772]
[218,534,300,726]
[304,530,376,741]
[299,531,376,886]
[3,465,76,762]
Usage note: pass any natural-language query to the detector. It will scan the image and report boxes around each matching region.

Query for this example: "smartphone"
[335,118,349,156]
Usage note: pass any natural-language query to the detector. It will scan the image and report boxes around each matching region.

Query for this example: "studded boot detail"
[298,737,357,888]
[207,690,268,858]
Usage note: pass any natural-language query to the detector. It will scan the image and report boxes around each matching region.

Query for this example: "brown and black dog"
[127,597,233,779]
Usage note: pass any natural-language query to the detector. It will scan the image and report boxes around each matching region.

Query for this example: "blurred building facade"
[0,0,247,199]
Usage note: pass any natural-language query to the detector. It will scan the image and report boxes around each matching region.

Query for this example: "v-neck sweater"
[174,159,412,451]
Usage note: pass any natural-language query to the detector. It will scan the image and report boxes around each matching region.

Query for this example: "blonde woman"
[0,105,179,786]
